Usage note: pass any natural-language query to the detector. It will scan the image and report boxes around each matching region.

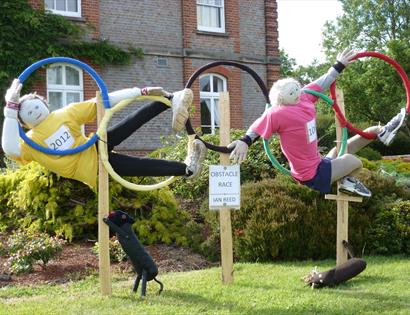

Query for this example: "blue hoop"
[17,57,110,155]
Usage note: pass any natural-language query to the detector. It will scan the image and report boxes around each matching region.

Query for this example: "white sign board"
[209,165,240,209]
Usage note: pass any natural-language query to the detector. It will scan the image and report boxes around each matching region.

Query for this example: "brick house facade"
[26,0,280,154]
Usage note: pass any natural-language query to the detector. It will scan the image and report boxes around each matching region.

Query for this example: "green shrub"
[92,237,127,263]
[357,147,382,160]
[188,170,410,262]
[377,158,410,176]
[367,201,410,255]
[231,175,335,261]
[2,230,65,274]
[0,162,190,245]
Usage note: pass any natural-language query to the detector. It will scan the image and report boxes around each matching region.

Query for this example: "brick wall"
[265,0,280,87]
[241,64,268,127]
[99,0,182,51]
[99,56,184,151]
[82,0,99,39]
[25,0,280,152]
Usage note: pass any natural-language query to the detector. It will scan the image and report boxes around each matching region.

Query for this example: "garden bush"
[361,157,410,188]
[1,230,65,274]
[357,147,383,160]
[187,170,410,262]
[0,161,190,245]
[367,200,410,255]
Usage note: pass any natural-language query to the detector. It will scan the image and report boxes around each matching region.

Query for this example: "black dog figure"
[103,210,163,297]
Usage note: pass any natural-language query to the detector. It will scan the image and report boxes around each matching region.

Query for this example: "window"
[200,73,227,134]
[45,0,81,17]
[197,0,225,33]
[47,64,83,112]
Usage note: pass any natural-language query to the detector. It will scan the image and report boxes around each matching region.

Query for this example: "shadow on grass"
[160,289,306,315]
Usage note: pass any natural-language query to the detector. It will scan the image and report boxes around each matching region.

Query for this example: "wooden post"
[96,92,112,295]
[324,89,362,266]
[218,92,234,284]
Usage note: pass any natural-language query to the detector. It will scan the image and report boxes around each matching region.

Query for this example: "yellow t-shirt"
[17,100,98,189]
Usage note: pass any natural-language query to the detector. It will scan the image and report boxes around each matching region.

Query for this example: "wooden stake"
[96,92,111,295]
[335,89,349,266]
[218,92,234,284]
[324,89,362,266]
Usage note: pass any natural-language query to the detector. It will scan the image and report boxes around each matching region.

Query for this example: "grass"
[0,256,409,315]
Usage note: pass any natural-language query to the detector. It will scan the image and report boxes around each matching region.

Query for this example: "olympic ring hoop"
[185,61,269,154]
[330,51,410,140]
[183,60,347,176]
[96,95,179,191]
[17,57,111,155]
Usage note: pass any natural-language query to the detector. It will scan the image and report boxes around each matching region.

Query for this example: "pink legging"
[326,126,382,183]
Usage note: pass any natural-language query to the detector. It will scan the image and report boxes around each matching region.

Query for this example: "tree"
[279,49,296,77]
[321,0,410,140]
[0,0,139,103]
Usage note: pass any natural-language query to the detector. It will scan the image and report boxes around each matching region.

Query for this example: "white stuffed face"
[280,81,301,105]
[19,97,50,128]
[269,78,302,106]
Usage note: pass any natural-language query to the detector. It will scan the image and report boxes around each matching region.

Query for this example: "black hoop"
[184,61,269,153]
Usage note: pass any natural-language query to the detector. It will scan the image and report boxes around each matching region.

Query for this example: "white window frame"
[44,0,82,18]
[197,0,225,33]
[46,63,84,110]
[200,73,227,134]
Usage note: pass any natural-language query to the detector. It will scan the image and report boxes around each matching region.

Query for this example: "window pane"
[198,6,208,27]
[197,6,204,27]
[213,99,220,126]
[213,76,224,92]
[216,8,222,27]
[200,76,210,92]
[210,7,218,28]
[200,99,211,126]
[67,0,78,12]
[197,0,221,6]
[48,92,63,111]
[45,0,54,9]
[198,7,220,28]
[66,66,80,86]
[56,0,66,10]
[66,92,80,104]
[47,66,62,85]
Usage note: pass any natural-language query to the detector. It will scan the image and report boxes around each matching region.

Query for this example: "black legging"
[104,101,187,177]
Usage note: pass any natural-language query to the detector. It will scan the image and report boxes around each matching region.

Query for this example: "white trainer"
[339,176,372,198]
[184,139,207,179]
[378,108,406,146]
[171,88,193,132]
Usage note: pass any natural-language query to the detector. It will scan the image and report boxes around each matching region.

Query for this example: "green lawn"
[0,256,409,315]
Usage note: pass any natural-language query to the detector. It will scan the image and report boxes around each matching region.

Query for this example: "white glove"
[140,87,171,97]
[336,48,356,66]
[3,107,18,119]
[227,140,249,164]
[5,79,22,104]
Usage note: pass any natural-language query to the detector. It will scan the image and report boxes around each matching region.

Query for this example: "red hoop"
[330,51,410,140]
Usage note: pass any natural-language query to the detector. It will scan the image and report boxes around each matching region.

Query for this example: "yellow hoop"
[96,95,178,191]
